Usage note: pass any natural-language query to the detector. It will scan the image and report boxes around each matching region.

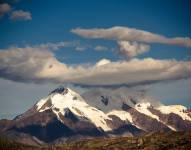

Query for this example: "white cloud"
[0,3,11,17]
[71,26,191,58]
[38,41,91,52]
[37,41,77,50]
[117,41,150,58]
[94,45,108,51]
[10,10,32,20]
[75,46,87,51]
[0,44,191,87]
[71,26,191,47]
[96,59,111,66]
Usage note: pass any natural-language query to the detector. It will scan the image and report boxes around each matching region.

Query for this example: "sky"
[0,0,191,119]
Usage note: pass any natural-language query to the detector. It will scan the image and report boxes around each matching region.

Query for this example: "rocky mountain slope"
[0,86,191,145]
[1,131,191,150]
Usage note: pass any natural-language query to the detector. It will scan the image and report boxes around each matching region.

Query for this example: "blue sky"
[0,0,191,118]
[1,0,191,62]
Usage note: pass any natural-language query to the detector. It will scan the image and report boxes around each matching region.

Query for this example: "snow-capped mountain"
[0,86,191,145]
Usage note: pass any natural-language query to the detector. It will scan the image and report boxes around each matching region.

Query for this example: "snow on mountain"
[82,87,191,131]
[36,98,49,111]
[156,105,191,121]
[107,110,142,129]
[108,110,133,123]
[1,86,191,145]
[36,87,112,131]
[134,102,160,121]
[134,102,177,131]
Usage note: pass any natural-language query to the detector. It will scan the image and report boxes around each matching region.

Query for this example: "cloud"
[0,2,32,21]
[0,42,76,83]
[94,45,108,51]
[10,10,32,20]
[75,44,108,52]
[39,41,90,52]
[37,41,77,50]
[95,59,111,66]
[71,26,191,58]
[1,44,191,87]
[117,41,150,58]
[71,26,191,47]
[0,46,64,82]
[75,46,87,51]
[23,41,83,52]
[0,3,11,17]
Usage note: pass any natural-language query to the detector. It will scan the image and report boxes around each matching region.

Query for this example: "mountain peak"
[36,86,84,113]
[49,85,68,95]
[1,87,191,145]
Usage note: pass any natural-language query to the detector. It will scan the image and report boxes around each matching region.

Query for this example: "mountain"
[1,130,191,150]
[0,86,191,145]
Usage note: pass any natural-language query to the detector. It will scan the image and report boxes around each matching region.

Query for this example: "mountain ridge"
[0,86,191,145]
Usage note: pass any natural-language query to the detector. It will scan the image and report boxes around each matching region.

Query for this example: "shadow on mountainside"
[1,130,191,150]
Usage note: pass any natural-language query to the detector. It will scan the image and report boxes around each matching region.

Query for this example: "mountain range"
[0,86,191,146]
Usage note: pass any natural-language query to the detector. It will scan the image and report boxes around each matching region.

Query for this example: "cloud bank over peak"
[0,43,191,87]
[71,26,191,58]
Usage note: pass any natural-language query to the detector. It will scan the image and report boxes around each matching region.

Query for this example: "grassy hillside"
[1,131,191,150]
[0,136,42,150]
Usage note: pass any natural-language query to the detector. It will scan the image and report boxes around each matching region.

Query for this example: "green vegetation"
[1,131,191,150]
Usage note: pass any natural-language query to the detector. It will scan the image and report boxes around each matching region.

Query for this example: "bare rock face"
[1,109,105,144]
[122,102,132,111]
[57,108,104,136]
[106,115,143,136]
[6,110,74,143]
[148,107,191,131]
[49,86,67,95]
[107,115,127,129]
[0,119,12,132]
[125,108,171,132]
[101,96,109,106]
